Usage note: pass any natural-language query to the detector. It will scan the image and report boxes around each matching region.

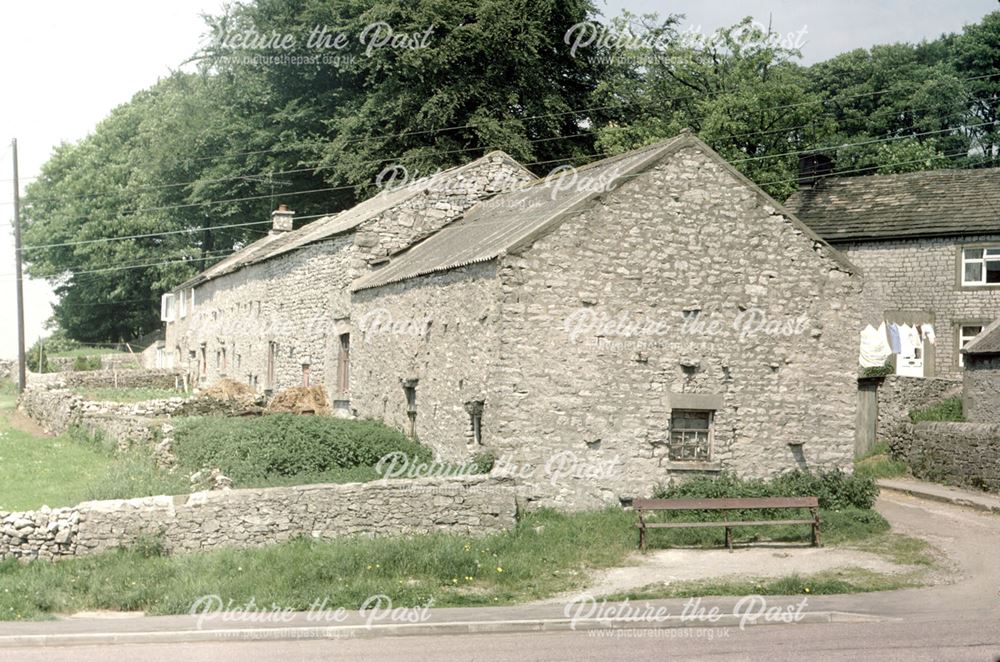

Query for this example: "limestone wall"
[28,368,183,390]
[874,375,962,438]
[0,476,517,561]
[836,235,1000,378]
[963,356,1000,424]
[889,421,1000,494]
[46,353,144,372]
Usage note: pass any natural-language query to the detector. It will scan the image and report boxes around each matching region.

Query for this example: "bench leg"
[725,526,733,552]
[811,509,821,547]
[639,525,646,553]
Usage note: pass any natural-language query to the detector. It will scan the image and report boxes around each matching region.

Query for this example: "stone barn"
[349,132,862,508]
[961,317,1000,423]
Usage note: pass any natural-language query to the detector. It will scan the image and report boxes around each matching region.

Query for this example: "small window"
[403,380,418,438]
[266,341,277,390]
[962,247,1000,286]
[337,333,350,393]
[669,410,713,461]
[959,325,983,367]
[302,363,311,387]
[179,291,188,319]
[466,400,484,445]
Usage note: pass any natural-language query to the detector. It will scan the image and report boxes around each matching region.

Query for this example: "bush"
[72,356,102,372]
[909,397,963,423]
[653,469,878,510]
[171,415,432,483]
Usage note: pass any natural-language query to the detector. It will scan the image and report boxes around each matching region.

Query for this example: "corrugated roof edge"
[352,131,860,292]
[962,316,1000,355]
[169,150,536,293]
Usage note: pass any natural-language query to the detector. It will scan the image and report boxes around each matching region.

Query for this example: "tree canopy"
[19,3,1000,342]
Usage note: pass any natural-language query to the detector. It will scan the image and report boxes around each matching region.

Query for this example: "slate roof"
[784,167,1000,242]
[963,317,1000,356]
[174,151,529,291]
[353,132,856,292]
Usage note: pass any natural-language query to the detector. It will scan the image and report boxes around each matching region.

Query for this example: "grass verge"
[0,507,911,620]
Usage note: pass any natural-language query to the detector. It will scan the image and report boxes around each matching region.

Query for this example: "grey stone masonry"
[834,235,1000,378]
[889,421,1000,494]
[963,355,1000,424]
[0,476,517,562]
[351,141,862,509]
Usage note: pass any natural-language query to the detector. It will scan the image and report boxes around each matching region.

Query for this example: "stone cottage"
[786,165,1000,378]
[349,132,863,507]
[961,317,1000,423]
[162,152,534,403]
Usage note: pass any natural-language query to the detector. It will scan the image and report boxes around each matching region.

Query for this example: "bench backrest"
[633,496,819,511]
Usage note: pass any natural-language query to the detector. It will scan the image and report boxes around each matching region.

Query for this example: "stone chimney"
[270,203,295,234]
[797,152,834,188]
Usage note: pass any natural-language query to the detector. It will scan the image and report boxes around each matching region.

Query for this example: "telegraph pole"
[11,139,26,393]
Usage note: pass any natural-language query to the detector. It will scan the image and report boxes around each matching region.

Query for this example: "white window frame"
[160,293,176,322]
[179,290,188,319]
[961,247,1000,287]
[959,325,984,368]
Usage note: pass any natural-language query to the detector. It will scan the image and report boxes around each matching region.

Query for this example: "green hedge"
[171,415,432,483]
[653,470,878,510]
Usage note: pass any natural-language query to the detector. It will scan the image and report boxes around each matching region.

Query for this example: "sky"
[0,0,997,359]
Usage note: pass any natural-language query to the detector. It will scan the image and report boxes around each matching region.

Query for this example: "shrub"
[653,469,878,510]
[72,356,102,372]
[171,415,432,483]
[909,397,963,423]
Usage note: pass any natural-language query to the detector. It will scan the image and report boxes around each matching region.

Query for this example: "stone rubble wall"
[17,382,188,448]
[0,475,517,561]
[874,375,962,441]
[28,368,183,390]
[888,421,1000,494]
[0,359,13,381]
[45,353,144,373]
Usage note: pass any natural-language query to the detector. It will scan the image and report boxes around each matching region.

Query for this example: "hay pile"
[265,386,330,415]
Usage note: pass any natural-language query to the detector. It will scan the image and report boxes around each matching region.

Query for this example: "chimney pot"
[270,204,295,233]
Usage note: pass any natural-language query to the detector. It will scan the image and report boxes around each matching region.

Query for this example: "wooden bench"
[634,497,821,552]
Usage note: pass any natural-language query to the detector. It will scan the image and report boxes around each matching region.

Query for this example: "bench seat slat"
[634,497,818,510]
[637,519,816,529]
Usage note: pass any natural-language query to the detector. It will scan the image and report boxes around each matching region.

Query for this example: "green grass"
[0,419,116,512]
[74,387,182,403]
[0,506,911,620]
[0,398,188,510]
[854,442,908,479]
[909,397,964,423]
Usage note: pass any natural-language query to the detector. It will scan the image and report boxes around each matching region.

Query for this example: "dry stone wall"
[28,368,182,390]
[0,476,517,561]
[889,421,1000,494]
[874,375,962,439]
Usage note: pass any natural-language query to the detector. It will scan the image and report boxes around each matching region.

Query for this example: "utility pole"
[11,138,26,393]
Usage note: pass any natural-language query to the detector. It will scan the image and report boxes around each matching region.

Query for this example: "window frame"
[958,323,986,368]
[958,244,1000,289]
[668,409,714,462]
